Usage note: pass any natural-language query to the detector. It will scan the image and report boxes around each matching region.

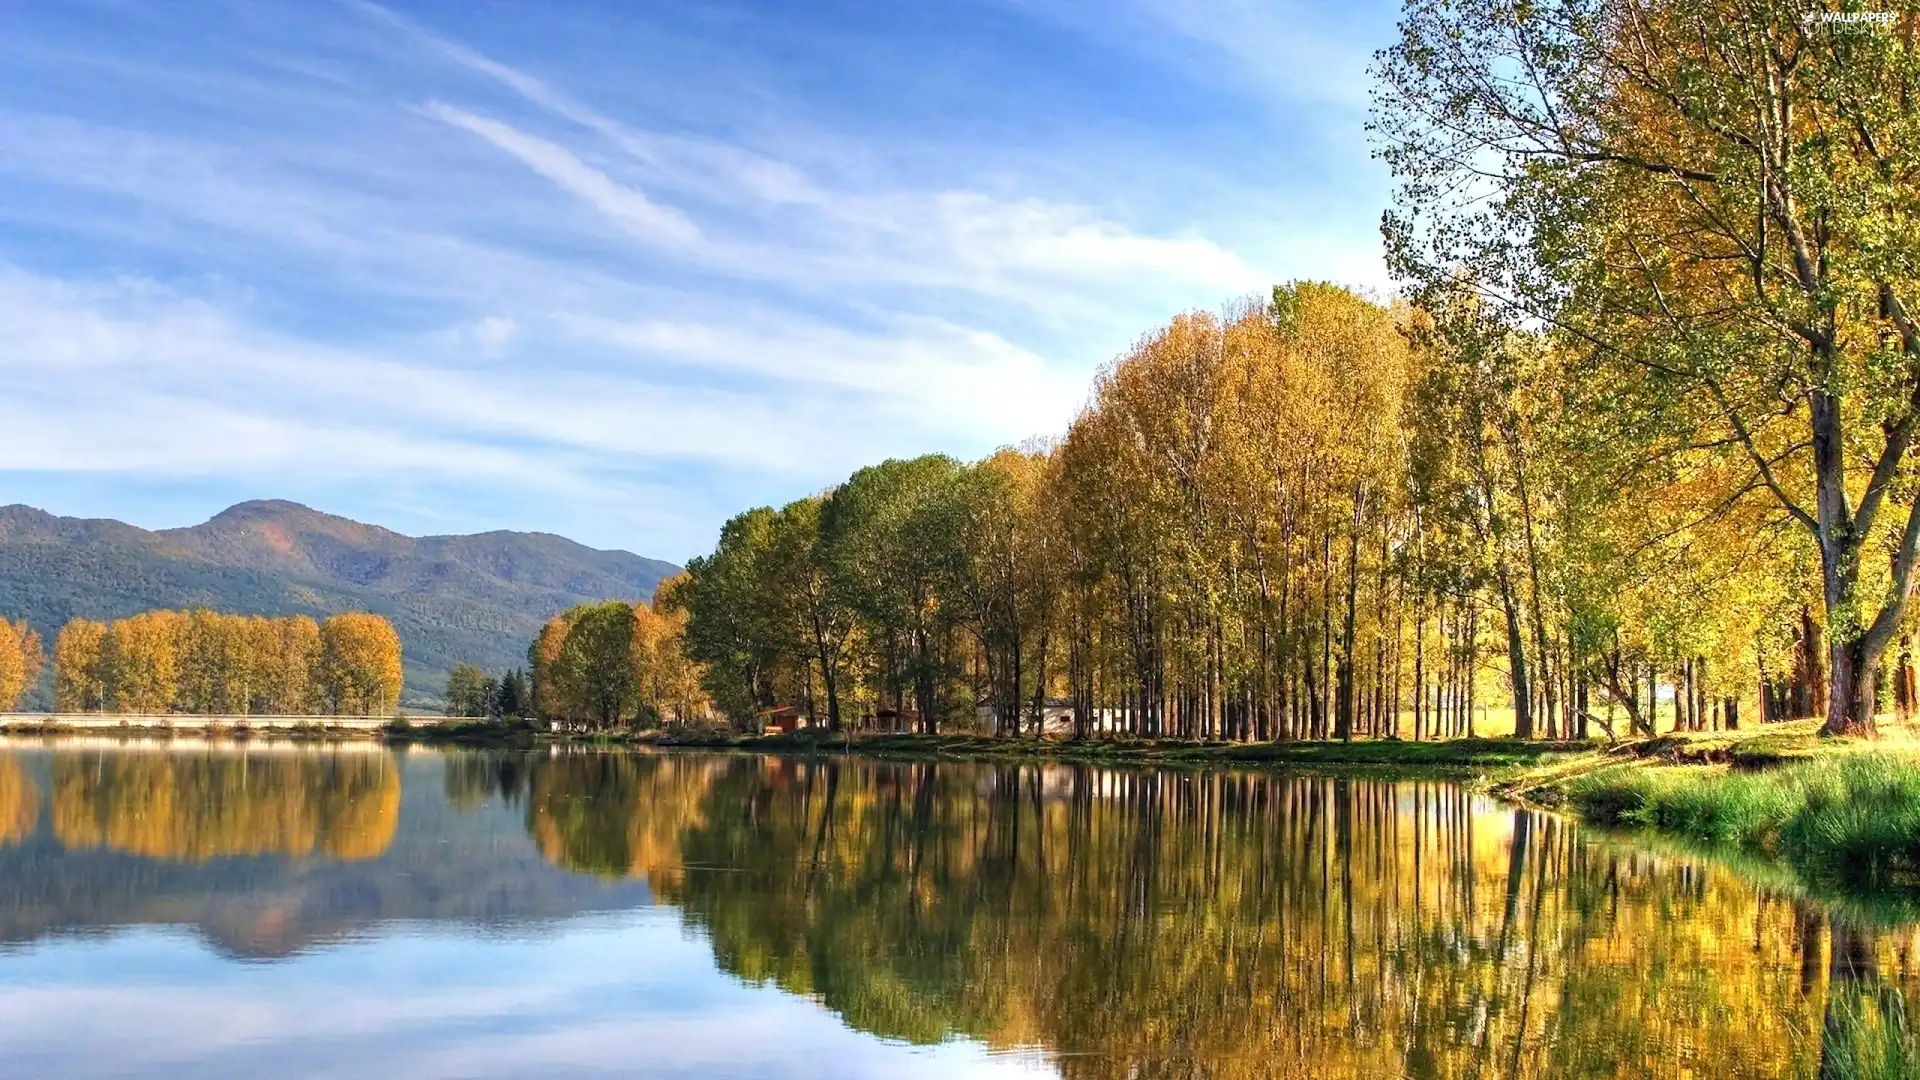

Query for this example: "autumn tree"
[52,619,107,713]
[46,610,361,716]
[641,576,711,725]
[176,611,257,715]
[316,613,404,716]
[528,612,578,720]
[250,615,321,715]
[1375,0,1920,735]
[0,618,45,711]
[101,610,187,714]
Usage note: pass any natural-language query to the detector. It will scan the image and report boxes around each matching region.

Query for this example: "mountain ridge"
[0,500,681,707]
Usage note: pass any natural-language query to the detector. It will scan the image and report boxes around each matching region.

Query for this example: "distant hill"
[0,500,681,709]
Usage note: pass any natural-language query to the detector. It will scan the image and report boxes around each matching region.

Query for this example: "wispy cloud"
[0,0,1388,555]
[421,102,704,250]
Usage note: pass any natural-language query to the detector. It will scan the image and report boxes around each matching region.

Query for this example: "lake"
[0,739,1910,1078]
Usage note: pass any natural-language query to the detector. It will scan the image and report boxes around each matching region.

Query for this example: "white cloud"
[365,8,1264,301]
[453,315,518,356]
[422,101,704,250]
[0,261,1082,558]
[0,0,1339,553]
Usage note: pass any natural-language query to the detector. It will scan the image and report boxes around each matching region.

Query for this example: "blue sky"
[0,0,1399,560]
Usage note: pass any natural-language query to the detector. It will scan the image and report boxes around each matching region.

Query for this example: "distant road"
[0,713,444,732]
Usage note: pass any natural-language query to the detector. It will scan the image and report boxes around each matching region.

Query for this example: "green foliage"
[553,602,640,730]
[490,667,532,719]
[444,663,495,718]
[678,507,786,723]
[820,455,972,733]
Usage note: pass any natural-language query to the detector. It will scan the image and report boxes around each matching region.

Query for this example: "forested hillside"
[0,501,679,708]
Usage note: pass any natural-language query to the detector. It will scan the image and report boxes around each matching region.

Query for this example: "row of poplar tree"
[667,0,1920,742]
[0,619,44,714]
[19,610,408,717]
[665,280,1903,741]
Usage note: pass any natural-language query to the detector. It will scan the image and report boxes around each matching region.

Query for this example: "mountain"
[0,500,681,708]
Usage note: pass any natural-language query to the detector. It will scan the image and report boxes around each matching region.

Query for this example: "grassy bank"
[1497,720,1920,904]
[635,725,1589,771]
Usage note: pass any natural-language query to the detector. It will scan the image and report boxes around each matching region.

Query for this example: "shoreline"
[389,718,1920,919]
[637,727,1590,772]
[13,714,1919,916]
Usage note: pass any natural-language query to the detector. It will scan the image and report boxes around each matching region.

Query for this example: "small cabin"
[764,706,808,734]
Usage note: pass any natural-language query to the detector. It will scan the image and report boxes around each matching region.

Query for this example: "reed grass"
[1814,987,1920,1080]
[1566,753,1920,888]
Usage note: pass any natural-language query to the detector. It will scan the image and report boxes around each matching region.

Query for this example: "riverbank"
[1494,719,1920,910]
[25,711,1920,900]
[0,712,438,738]
[633,725,1590,770]
[648,721,1920,912]
[17,712,1920,915]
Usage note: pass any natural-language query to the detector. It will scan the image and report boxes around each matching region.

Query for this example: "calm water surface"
[0,738,1912,1078]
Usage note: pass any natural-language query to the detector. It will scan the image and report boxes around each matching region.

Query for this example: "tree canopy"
[40,610,401,717]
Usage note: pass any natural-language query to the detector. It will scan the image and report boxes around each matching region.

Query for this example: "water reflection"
[50,744,399,861]
[0,755,36,846]
[0,742,1916,1078]
[504,753,1920,1079]
[525,753,715,887]
[0,741,649,960]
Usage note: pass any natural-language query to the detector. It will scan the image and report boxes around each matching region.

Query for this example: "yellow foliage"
[47,609,392,717]
[51,747,399,862]
[316,613,403,717]
[0,756,37,847]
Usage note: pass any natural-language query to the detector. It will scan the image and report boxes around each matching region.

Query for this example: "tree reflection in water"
[0,755,36,847]
[50,744,399,861]
[504,753,1920,1080]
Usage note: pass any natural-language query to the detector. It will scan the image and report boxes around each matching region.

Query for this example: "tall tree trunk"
[1414,592,1427,742]
[1493,565,1531,738]
[809,602,841,733]
[1809,384,1920,737]
[1506,419,1556,741]
[1337,491,1361,742]
[1466,600,1480,737]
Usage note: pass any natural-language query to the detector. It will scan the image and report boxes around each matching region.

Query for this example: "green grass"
[1561,752,1920,892]
[1814,987,1920,1080]
[638,726,1587,772]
